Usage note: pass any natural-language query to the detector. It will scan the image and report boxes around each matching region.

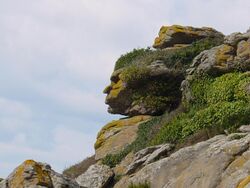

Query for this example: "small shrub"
[152,72,250,145]
[120,65,150,86]
[181,101,250,138]
[229,133,247,140]
[207,72,250,104]
[114,48,151,70]
[188,75,214,107]
[115,37,222,72]
[136,37,223,70]
[128,182,150,188]
[63,155,96,178]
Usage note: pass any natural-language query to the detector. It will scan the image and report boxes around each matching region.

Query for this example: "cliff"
[1,25,250,188]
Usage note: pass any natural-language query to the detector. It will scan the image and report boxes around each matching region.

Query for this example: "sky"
[0,0,250,178]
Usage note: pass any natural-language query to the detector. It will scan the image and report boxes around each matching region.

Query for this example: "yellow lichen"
[106,80,124,99]
[9,160,52,188]
[237,41,250,58]
[94,116,151,149]
[226,156,247,174]
[153,25,212,48]
[237,175,250,188]
[215,44,234,67]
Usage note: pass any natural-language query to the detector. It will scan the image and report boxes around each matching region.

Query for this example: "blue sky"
[0,0,250,177]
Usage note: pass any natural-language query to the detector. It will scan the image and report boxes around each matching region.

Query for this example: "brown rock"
[0,160,79,188]
[95,116,151,160]
[153,25,224,49]
[104,62,184,116]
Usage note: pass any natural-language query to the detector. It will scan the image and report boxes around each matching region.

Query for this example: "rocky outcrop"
[0,160,80,188]
[94,115,151,160]
[76,164,113,188]
[239,125,250,133]
[125,143,174,175]
[115,133,250,188]
[182,30,250,104]
[104,61,184,116]
[2,25,250,188]
[104,25,224,117]
[153,25,224,49]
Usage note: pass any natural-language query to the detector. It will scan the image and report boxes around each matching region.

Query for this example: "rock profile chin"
[1,25,250,188]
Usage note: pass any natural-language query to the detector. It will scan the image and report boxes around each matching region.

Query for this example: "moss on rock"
[151,72,250,145]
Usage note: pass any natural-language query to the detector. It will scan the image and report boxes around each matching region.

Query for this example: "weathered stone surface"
[187,30,250,77]
[114,152,135,175]
[104,62,184,116]
[76,164,114,188]
[0,160,80,188]
[125,143,174,175]
[182,30,250,104]
[153,25,224,49]
[189,44,235,76]
[95,116,151,160]
[239,125,250,133]
[114,134,250,188]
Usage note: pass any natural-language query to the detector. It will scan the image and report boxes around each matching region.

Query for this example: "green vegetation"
[114,48,151,70]
[103,72,250,168]
[151,72,250,145]
[102,117,162,167]
[139,37,223,68]
[128,182,150,188]
[229,133,247,140]
[113,37,223,116]
[119,65,151,86]
[114,37,223,71]
[104,34,249,170]
[131,77,183,114]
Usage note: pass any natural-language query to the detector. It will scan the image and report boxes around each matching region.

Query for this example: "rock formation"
[0,160,80,188]
[153,25,224,49]
[115,133,250,188]
[2,25,250,188]
[94,115,151,160]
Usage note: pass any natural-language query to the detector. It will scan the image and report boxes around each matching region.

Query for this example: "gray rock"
[0,160,80,188]
[126,143,174,175]
[239,125,250,133]
[224,32,247,46]
[115,134,250,188]
[76,164,114,188]
[181,33,250,105]
[144,143,174,165]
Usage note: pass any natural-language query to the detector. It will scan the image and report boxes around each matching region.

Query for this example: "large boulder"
[182,30,250,105]
[94,115,151,160]
[153,25,224,49]
[0,160,80,188]
[125,143,174,175]
[104,62,184,116]
[187,30,250,76]
[76,164,114,188]
[114,133,250,188]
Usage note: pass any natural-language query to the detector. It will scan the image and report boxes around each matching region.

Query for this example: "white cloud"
[0,97,32,119]
[0,127,95,177]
